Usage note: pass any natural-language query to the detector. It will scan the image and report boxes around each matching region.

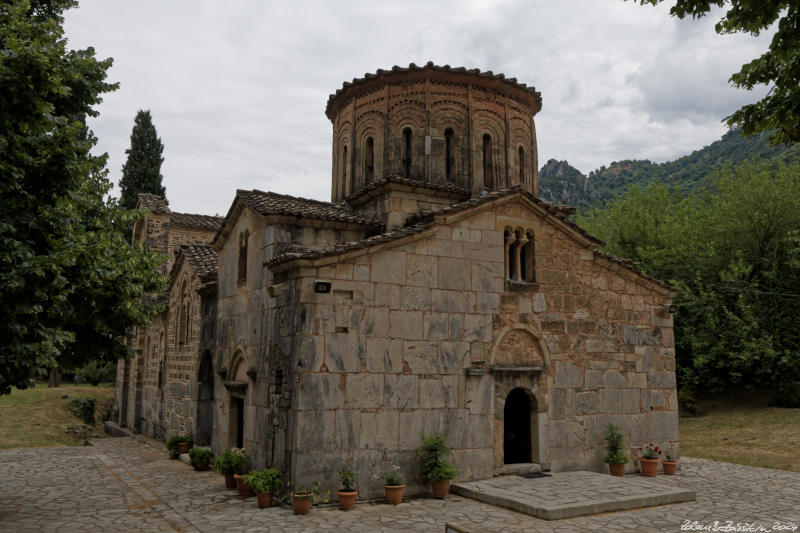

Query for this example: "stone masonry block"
[401,286,431,310]
[296,410,336,452]
[600,390,621,412]
[371,251,407,284]
[385,374,418,409]
[576,391,598,415]
[419,375,458,409]
[431,289,470,313]
[533,293,547,313]
[438,257,471,291]
[439,341,470,373]
[585,369,603,390]
[555,362,582,388]
[345,374,384,409]
[398,410,442,450]
[365,337,403,373]
[464,314,493,342]
[335,409,360,450]
[471,261,503,292]
[620,389,640,413]
[424,312,449,340]
[360,410,400,450]
[466,374,492,415]
[404,341,439,374]
[389,310,423,339]
[297,373,344,410]
[325,333,362,372]
[407,254,438,287]
[649,371,677,389]
[549,388,565,420]
[603,369,628,389]
[468,414,493,449]
[550,420,584,448]
[362,308,388,337]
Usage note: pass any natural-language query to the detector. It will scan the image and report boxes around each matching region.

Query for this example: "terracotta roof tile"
[347,173,472,202]
[179,244,218,281]
[326,62,542,119]
[237,189,379,226]
[136,193,170,214]
[170,212,225,231]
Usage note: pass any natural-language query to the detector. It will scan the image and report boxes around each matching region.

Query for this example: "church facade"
[116,63,680,498]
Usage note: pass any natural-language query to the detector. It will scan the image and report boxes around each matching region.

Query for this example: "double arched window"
[483,134,494,188]
[504,227,535,283]
[402,127,412,178]
[444,128,455,182]
[364,137,374,183]
[519,146,526,185]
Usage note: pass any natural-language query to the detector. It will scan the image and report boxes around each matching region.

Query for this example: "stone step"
[494,463,542,476]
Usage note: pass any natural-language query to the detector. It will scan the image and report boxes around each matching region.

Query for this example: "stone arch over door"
[195,350,214,446]
[490,325,550,470]
[225,348,251,450]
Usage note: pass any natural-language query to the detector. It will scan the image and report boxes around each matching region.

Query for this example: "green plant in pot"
[213,448,250,490]
[166,434,194,459]
[188,447,214,471]
[290,481,330,515]
[337,465,357,511]
[603,424,630,477]
[373,465,406,505]
[244,468,283,508]
[417,432,457,498]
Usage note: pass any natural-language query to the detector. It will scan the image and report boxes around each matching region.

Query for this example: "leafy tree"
[118,109,166,209]
[0,0,166,395]
[579,162,800,406]
[635,1,800,145]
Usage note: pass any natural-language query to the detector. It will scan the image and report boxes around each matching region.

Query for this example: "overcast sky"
[63,0,773,216]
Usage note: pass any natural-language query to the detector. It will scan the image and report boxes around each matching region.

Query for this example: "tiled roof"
[265,222,433,268]
[347,173,472,202]
[326,62,542,119]
[136,193,170,214]
[179,244,218,281]
[237,189,380,226]
[170,212,225,231]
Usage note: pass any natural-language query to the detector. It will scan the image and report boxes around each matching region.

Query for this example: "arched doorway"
[196,350,214,446]
[504,387,536,464]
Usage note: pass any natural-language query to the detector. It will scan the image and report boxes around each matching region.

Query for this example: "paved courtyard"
[0,437,798,532]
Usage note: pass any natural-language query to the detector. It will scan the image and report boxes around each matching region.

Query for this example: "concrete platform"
[451,470,696,520]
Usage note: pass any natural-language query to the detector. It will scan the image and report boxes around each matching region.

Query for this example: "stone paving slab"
[0,437,799,532]
[452,471,696,520]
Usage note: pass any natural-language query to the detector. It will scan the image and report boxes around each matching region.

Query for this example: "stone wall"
[275,195,677,498]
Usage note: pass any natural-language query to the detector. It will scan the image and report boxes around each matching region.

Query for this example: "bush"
[74,360,117,385]
[188,447,214,467]
[67,396,96,424]
[166,434,194,459]
[339,465,356,491]
[244,468,283,494]
[770,353,800,407]
[213,448,250,475]
[603,424,629,464]
[417,432,457,482]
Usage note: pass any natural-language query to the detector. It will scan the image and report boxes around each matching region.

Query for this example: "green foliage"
[212,448,250,475]
[67,396,96,424]
[373,464,405,486]
[188,447,213,467]
[74,360,116,385]
[417,432,457,482]
[339,465,356,491]
[166,434,193,459]
[641,443,662,460]
[118,109,166,209]
[0,0,167,395]
[579,162,800,404]
[634,1,800,145]
[603,424,629,464]
[244,468,283,494]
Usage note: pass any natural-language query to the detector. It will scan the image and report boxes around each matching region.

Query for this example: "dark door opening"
[196,351,214,446]
[504,388,532,464]
[233,397,244,449]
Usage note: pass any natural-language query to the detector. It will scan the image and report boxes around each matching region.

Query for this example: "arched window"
[364,137,374,183]
[444,128,454,181]
[238,230,249,282]
[341,145,348,198]
[504,228,516,281]
[402,127,412,178]
[519,146,526,184]
[178,280,188,345]
[482,134,494,188]
[504,228,535,283]
[523,230,535,282]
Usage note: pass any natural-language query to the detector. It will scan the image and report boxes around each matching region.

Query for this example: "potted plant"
[603,424,630,477]
[291,481,330,515]
[188,447,214,471]
[166,434,194,459]
[244,468,283,508]
[373,465,405,505]
[640,443,661,477]
[417,432,457,498]
[337,465,357,511]
[662,449,677,475]
[213,448,250,489]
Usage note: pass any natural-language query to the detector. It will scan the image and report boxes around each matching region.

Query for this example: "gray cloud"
[64,0,775,214]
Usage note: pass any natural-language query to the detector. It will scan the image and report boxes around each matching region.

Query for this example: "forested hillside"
[539,130,800,208]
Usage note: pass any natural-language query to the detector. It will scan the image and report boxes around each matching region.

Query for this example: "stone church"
[115,63,680,498]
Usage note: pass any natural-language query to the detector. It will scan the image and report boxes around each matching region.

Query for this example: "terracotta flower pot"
[224,473,237,489]
[640,458,659,477]
[384,484,405,505]
[431,480,450,498]
[194,460,210,471]
[256,491,273,508]
[178,442,191,454]
[662,460,678,475]
[234,473,253,497]
[338,490,357,510]
[293,493,312,515]
[608,463,626,477]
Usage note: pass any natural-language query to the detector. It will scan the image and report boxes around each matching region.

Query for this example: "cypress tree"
[119,109,167,209]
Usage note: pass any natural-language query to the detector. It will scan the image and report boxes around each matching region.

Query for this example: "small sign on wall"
[314,281,332,293]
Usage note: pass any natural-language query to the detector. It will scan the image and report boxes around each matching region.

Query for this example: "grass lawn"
[0,383,115,449]
[679,393,800,472]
